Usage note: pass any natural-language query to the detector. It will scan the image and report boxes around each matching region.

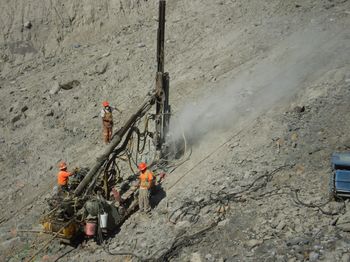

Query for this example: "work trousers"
[139,188,151,213]
[57,184,68,196]
[103,124,113,144]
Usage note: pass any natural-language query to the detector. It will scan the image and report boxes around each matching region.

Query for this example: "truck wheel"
[328,172,336,201]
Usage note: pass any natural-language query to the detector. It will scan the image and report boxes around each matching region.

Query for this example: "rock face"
[1,0,350,261]
[0,0,153,58]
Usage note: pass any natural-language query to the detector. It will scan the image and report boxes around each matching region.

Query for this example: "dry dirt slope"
[0,0,350,261]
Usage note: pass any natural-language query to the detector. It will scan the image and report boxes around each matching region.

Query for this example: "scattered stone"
[101,51,110,58]
[60,80,80,90]
[294,105,305,114]
[243,171,250,179]
[330,216,339,226]
[309,252,319,261]
[263,235,272,240]
[96,62,108,75]
[220,185,226,191]
[136,229,144,234]
[276,221,286,231]
[11,114,21,123]
[53,101,61,107]
[24,21,32,29]
[291,132,298,141]
[205,253,214,262]
[49,82,61,95]
[286,237,309,246]
[21,106,28,112]
[46,109,54,117]
[194,196,204,203]
[246,239,263,249]
[137,43,146,48]
[313,244,323,251]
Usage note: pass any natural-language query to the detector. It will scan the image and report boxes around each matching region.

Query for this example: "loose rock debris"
[1,0,350,261]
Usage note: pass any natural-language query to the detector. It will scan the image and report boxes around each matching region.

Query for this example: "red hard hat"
[102,101,109,107]
[59,161,67,170]
[138,162,147,171]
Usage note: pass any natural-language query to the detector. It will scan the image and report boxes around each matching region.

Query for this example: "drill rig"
[41,0,172,242]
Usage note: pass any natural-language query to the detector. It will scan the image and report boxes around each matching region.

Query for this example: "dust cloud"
[169,27,345,145]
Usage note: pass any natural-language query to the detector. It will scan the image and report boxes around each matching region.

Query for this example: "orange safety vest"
[57,170,72,186]
[139,170,154,189]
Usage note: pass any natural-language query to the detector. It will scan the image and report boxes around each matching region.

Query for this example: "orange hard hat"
[102,101,109,107]
[138,162,147,171]
[59,161,67,170]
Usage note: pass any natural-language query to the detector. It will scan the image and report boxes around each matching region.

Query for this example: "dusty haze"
[170,26,348,144]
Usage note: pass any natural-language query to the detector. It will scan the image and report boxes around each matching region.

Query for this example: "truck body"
[329,152,350,199]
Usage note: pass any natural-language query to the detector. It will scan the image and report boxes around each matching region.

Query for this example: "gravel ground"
[0,0,350,261]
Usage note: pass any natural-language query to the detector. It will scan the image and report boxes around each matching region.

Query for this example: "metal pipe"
[157,0,166,73]
[162,72,170,149]
[155,0,168,152]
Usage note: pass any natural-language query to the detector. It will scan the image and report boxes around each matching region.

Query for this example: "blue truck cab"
[330,152,350,200]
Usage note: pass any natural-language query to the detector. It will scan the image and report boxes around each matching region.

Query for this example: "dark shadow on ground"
[150,184,167,209]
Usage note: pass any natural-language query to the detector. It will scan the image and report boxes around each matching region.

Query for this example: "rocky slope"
[0,0,350,261]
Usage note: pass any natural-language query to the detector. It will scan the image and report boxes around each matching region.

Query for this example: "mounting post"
[155,0,170,158]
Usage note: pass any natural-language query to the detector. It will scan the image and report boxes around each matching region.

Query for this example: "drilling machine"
[41,0,171,242]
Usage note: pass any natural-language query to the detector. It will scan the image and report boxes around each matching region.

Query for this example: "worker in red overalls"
[100,101,122,144]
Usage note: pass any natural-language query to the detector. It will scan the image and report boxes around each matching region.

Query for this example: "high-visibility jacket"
[139,170,154,189]
[57,170,72,186]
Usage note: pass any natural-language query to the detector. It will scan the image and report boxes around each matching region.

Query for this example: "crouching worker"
[138,162,154,213]
[57,161,72,192]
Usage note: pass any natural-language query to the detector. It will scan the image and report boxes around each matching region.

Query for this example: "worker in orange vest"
[57,161,72,192]
[100,101,122,144]
[138,162,154,213]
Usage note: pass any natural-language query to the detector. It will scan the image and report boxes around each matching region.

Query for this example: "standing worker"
[138,162,154,213]
[57,161,72,192]
[100,101,122,144]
